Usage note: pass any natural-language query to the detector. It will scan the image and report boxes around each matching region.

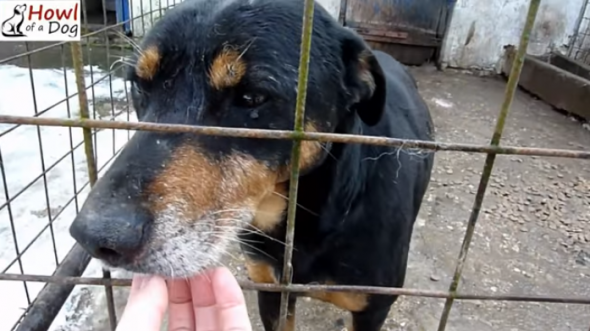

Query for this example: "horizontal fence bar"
[1,273,589,305]
[0,115,589,159]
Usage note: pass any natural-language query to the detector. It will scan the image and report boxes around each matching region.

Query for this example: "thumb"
[116,275,169,331]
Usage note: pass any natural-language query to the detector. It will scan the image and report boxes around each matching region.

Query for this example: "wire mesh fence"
[0,0,589,331]
[569,0,590,64]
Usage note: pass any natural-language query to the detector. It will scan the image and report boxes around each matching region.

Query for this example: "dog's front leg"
[258,291,297,331]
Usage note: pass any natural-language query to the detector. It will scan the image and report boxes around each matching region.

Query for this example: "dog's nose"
[69,203,150,265]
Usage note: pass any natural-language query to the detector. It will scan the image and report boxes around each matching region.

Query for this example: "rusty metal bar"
[13,245,91,331]
[436,0,542,330]
[277,0,316,330]
[71,42,98,187]
[1,273,590,305]
[0,115,588,159]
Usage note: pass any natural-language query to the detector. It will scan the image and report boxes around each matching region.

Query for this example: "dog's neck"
[298,113,368,234]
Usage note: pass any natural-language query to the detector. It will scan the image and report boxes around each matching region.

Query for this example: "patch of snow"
[0,63,137,331]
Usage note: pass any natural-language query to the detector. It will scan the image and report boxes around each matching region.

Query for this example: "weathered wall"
[314,0,586,70]
[440,0,586,71]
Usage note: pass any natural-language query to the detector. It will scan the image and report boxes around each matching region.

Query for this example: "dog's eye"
[238,92,267,108]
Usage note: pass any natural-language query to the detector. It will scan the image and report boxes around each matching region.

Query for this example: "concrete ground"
[58,66,590,331]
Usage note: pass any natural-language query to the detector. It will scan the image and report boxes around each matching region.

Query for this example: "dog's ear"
[340,31,386,126]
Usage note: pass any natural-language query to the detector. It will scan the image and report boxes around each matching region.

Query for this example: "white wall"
[440,0,586,71]
[316,0,340,18]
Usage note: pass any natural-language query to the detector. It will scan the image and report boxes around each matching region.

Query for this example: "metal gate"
[339,0,454,65]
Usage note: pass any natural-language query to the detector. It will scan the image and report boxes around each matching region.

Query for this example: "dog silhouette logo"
[2,4,28,38]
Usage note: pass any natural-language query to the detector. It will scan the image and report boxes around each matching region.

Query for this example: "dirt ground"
[75,66,590,331]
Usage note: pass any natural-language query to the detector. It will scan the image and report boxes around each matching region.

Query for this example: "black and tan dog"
[69,0,435,330]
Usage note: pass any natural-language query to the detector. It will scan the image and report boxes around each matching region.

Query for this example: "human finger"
[116,275,169,331]
[129,274,146,294]
[191,269,218,330]
[211,268,252,331]
[167,278,196,331]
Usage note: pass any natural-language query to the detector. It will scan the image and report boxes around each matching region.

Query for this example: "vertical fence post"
[71,42,98,186]
[70,41,119,331]
[277,0,316,330]
[436,0,541,330]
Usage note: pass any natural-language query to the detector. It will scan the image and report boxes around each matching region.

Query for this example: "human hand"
[116,267,252,331]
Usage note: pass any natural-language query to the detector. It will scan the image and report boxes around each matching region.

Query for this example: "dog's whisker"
[108,59,131,73]
[217,246,242,262]
[237,37,257,61]
[320,143,338,161]
[271,192,319,217]
[203,242,233,269]
[207,208,251,217]
[212,229,264,244]
[114,30,144,54]
[210,220,287,246]
[214,218,288,246]
[168,260,176,280]
[212,233,277,261]
[108,53,135,63]
[239,228,289,247]
[217,229,280,247]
